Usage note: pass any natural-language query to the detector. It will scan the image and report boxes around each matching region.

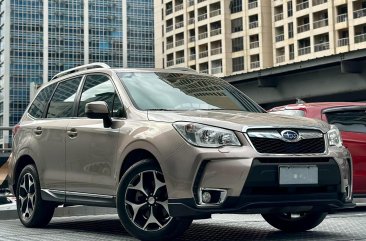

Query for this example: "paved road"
[0,209,365,241]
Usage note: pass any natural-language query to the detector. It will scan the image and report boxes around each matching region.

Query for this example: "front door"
[65,74,125,196]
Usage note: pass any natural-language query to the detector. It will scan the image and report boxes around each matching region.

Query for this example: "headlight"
[327,125,343,148]
[173,122,241,148]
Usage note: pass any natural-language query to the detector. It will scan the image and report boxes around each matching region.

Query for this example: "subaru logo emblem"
[281,130,299,142]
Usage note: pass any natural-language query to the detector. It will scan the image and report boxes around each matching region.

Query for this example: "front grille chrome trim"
[247,129,323,142]
[244,128,329,156]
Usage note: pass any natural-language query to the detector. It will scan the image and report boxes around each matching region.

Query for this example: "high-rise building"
[0,0,154,146]
[154,0,366,76]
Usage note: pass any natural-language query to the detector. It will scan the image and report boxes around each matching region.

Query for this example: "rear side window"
[46,77,82,118]
[28,84,56,118]
[78,74,123,118]
[326,110,366,133]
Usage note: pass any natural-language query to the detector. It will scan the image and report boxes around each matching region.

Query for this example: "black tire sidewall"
[116,159,192,241]
[262,212,328,232]
[16,164,54,227]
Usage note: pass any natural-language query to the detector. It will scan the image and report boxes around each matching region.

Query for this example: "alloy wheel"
[124,170,172,231]
[18,173,36,220]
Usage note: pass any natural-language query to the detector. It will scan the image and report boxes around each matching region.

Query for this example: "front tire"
[262,212,327,232]
[117,159,192,241]
[16,165,55,228]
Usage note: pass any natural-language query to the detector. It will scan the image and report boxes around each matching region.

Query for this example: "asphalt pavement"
[0,208,365,241]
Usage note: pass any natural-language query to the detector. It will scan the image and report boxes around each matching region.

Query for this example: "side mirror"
[85,101,112,128]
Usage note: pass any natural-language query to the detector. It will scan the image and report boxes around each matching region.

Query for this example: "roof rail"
[51,62,110,81]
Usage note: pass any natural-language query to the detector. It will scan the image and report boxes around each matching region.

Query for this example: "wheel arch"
[13,155,36,195]
[119,148,161,181]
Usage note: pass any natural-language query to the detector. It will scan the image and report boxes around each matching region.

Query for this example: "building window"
[289,44,295,60]
[232,57,244,72]
[232,37,244,52]
[231,18,243,33]
[249,15,259,29]
[288,22,294,38]
[287,1,293,17]
[230,0,242,14]
[250,54,260,69]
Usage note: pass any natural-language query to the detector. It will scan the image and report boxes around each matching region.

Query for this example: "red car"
[269,102,366,198]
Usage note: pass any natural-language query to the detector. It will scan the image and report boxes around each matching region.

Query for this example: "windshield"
[117,72,264,113]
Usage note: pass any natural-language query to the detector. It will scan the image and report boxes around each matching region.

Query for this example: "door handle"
[34,127,43,135]
[67,128,78,138]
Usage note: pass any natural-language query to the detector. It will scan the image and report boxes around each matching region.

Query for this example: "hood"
[147,110,330,133]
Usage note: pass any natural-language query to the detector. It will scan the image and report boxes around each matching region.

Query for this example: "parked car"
[269,102,366,198]
[8,64,354,241]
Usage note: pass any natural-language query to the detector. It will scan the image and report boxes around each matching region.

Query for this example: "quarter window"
[28,84,56,118]
[78,75,123,118]
[46,77,82,118]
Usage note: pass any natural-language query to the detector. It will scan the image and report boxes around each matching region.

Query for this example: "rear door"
[26,77,82,193]
[324,107,366,195]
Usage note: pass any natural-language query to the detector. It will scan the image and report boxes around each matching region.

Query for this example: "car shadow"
[177,222,351,241]
[45,216,354,241]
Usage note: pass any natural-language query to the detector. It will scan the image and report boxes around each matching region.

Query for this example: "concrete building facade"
[0,0,154,146]
[154,0,366,76]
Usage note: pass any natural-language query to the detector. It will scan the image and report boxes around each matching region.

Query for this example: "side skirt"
[41,189,116,208]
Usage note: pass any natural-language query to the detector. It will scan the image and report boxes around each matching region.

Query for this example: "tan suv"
[8,63,354,241]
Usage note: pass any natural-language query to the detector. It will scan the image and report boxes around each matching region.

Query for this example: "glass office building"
[0,0,154,146]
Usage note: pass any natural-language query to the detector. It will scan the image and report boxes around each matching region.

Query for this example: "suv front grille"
[250,137,325,154]
[247,129,326,154]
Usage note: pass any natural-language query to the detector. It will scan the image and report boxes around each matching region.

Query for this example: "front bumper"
[168,195,355,218]
[164,141,354,218]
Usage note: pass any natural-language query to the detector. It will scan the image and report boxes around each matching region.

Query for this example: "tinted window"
[78,75,123,117]
[326,110,366,133]
[47,77,82,118]
[28,84,56,118]
[117,72,263,113]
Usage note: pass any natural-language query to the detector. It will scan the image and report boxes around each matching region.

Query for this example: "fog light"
[202,191,211,203]
[198,188,227,206]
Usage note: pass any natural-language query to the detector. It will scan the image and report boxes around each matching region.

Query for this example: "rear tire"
[117,159,192,241]
[16,165,55,228]
[262,212,327,232]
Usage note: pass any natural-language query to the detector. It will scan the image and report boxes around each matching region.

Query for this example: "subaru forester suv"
[8,63,354,241]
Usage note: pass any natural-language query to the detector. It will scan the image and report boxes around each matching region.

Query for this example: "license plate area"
[279,165,318,185]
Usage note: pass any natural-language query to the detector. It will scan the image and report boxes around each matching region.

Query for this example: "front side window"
[78,74,123,118]
[46,77,82,118]
[326,109,366,133]
[117,72,263,113]
[28,84,56,118]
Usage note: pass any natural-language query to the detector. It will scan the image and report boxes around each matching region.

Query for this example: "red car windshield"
[326,110,366,133]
